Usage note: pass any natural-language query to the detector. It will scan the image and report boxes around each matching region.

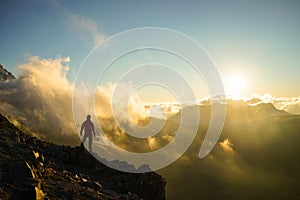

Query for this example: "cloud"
[0,56,158,147]
[97,82,150,125]
[66,13,106,46]
[245,94,300,115]
[0,56,76,144]
[46,0,106,45]
[147,136,158,150]
[219,138,234,153]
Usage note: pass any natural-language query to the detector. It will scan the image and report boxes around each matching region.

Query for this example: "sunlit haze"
[0,1,300,200]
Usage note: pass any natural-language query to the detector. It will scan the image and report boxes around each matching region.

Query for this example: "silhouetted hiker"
[80,114,95,152]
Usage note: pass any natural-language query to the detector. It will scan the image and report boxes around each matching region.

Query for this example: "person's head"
[86,114,91,120]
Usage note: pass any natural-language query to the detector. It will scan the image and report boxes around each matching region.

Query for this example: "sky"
[1,0,300,100]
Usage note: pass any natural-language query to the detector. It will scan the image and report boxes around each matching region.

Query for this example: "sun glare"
[225,74,248,99]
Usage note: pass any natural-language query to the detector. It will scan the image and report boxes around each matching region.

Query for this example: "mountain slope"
[0,114,165,200]
[158,104,300,200]
[0,65,15,81]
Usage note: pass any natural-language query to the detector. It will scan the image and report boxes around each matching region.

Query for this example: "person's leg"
[88,134,93,152]
[81,134,87,148]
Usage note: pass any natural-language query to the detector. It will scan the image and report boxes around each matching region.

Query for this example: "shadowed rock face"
[0,65,15,82]
[0,114,166,200]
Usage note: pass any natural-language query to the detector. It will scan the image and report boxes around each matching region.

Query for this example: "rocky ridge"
[0,65,15,81]
[0,114,165,200]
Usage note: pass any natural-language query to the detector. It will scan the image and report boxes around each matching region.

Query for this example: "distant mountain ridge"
[159,101,300,200]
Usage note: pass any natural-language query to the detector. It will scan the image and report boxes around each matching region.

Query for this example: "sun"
[225,74,248,98]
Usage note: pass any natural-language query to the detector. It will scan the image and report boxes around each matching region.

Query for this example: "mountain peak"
[0,64,16,81]
[250,102,289,116]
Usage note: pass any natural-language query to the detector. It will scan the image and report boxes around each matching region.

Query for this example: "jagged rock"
[0,114,166,200]
[0,64,15,81]
[137,164,151,173]
[110,160,136,172]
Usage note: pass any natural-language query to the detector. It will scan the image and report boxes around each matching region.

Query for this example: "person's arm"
[80,122,84,136]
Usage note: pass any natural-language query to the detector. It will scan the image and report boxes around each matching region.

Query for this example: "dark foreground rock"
[0,114,166,200]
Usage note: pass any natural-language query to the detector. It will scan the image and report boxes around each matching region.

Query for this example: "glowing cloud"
[0,56,160,146]
[0,56,76,144]
[219,138,234,153]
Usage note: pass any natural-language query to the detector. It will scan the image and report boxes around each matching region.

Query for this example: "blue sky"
[1,0,300,98]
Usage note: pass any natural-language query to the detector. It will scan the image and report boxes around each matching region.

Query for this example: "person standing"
[80,114,95,152]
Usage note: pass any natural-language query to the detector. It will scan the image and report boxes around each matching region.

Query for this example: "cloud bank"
[0,56,77,144]
[244,94,300,115]
[0,56,153,146]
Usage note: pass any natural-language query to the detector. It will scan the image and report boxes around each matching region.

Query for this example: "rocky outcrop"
[0,65,15,81]
[0,114,166,200]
